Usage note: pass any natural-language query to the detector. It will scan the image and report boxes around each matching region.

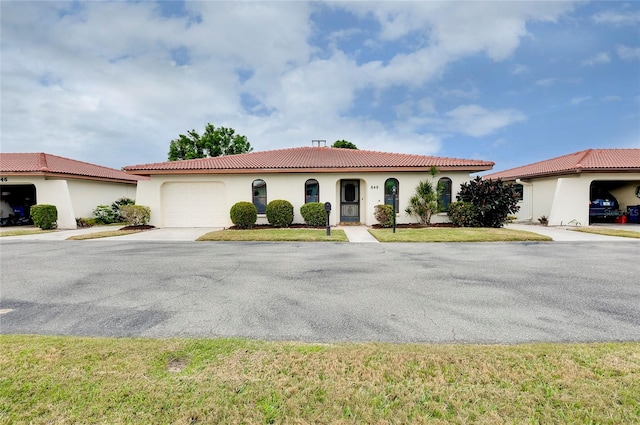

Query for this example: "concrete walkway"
[337,225,379,243]
[506,223,640,242]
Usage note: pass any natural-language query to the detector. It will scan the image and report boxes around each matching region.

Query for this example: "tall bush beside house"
[30,204,57,230]
[266,200,294,227]
[119,205,151,226]
[300,202,326,227]
[92,205,117,224]
[230,202,257,229]
[456,176,520,228]
[374,204,394,228]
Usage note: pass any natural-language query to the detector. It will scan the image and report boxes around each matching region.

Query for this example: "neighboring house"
[0,153,142,228]
[124,146,494,228]
[484,148,640,226]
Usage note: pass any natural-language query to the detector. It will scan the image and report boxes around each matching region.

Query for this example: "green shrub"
[92,205,117,224]
[30,204,57,230]
[119,205,151,226]
[447,201,481,227]
[456,177,521,228]
[230,202,258,229]
[266,200,294,227]
[111,197,135,222]
[374,204,394,228]
[300,202,327,227]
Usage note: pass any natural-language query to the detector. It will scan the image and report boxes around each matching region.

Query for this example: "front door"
[340,180,360,223]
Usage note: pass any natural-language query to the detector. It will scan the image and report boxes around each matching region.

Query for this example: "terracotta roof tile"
[124,147,494,174]
[484,148,640,180]
[0,153,143,182]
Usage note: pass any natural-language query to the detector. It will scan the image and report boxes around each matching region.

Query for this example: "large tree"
[168,124,253,161]
[332,140,358,149]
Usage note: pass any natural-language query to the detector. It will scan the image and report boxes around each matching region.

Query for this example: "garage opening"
[589,180,640,224]
[0,184,37,226]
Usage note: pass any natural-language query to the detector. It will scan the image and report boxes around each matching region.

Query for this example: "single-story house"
[484,148,640,226]
[124,146,494,227]
[0,153,142,229]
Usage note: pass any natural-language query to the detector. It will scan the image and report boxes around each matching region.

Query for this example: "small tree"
[455,176,520,228]
[404,180,439,225]
[169,123,253,161]
[332,140,358,149]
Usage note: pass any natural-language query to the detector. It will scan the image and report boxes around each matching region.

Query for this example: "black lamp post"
[392,185,397,233]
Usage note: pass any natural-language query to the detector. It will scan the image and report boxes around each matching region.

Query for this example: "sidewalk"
[506,223,640,242]
[337,226,379,243]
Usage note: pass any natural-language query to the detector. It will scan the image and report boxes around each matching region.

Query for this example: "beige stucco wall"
[0,175,137,229]
[135,171,476,227]
[514,173,640,226]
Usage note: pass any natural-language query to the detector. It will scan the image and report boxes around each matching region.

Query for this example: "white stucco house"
[484,148,640,226]
[0,153,142,229]
[124,146,494,228]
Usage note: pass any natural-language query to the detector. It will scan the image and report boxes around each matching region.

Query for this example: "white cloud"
[581,52,610,66]
[444,105,526,137]
[616,45,640,61]
[511,64,529,75]
[592,10,640,26]
[570,96,591,105]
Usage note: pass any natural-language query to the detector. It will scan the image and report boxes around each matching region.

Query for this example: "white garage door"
[161,182,226,227]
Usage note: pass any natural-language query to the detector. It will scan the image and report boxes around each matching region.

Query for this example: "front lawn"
[198,228,348,242]
[1,335,638,424]
[0,228,53,237]
[369,227,552,242]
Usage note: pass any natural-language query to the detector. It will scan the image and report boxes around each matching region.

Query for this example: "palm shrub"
[405,180,439,225]
[119,205,151,226]
[30,204,57,230]
[374,204,394,228]
[230,202,257,229]
[266,199,294,227]
[455,176,520,228]
[300,202,326,227]
[111,197,134,222]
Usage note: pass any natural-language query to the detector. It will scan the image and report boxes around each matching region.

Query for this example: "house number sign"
[370,185,378,189]
[0,177,8,182]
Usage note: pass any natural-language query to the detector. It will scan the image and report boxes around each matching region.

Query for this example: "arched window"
[384,178,399,211]
[305,179,319,203]
[252,179,267,214]
[438,177,452,211]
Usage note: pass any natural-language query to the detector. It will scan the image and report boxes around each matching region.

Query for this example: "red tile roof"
[0,153,143,183]
[124,147,494,175]
[484,149,640,180]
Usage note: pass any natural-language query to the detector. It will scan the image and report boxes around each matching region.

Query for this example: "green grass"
[571,227,640,239]
[1,335,638,424]
[198,228,348,242]
[0,228,54,237]
[369,227,552,242]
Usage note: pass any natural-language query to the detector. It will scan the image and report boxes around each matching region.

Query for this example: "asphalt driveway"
[1,240,638,343]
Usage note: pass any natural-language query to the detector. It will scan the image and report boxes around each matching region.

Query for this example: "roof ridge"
[38,152,49,171]
[574,148,593,167]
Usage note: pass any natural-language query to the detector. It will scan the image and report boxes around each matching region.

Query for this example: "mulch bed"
[120,225,156,231]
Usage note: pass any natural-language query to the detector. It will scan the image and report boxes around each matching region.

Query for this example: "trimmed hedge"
[266,200,294,227]
[119,205,151,226]
[30,204,58,230]
[300,202,327,227]
[230,202,257,229]
[374,204,394,228]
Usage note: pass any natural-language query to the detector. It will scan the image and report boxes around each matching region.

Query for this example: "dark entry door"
[340,180,360,222]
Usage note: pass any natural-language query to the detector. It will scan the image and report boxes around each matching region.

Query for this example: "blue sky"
[1,1,638,172]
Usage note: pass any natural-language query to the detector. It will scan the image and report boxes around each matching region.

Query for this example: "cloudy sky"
[1,1,639,172]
